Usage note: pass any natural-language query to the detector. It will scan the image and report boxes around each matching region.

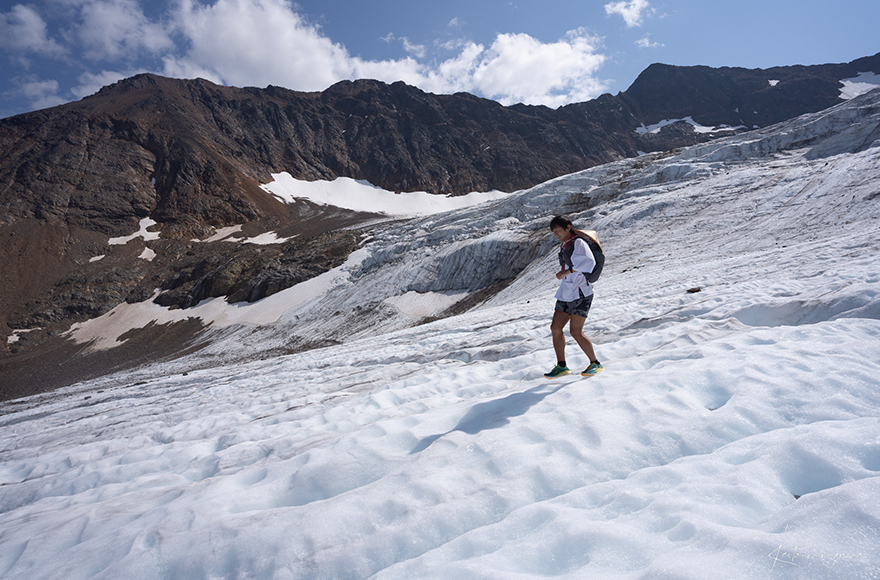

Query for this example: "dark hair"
[549,215,573,230]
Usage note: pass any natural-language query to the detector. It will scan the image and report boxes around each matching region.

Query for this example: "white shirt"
[555,237,596,301]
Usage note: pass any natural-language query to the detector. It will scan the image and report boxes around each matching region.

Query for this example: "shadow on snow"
[410,383,567,454]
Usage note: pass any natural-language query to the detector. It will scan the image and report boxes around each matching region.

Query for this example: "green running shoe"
[544,364,570,379]
[582,361,604,376]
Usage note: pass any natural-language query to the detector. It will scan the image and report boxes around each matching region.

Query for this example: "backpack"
[559,229,605,283]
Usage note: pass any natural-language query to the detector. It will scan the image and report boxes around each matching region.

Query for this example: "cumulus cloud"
[374,29,608,107]
[165,0,355,91]
[604,0,653,27]
[72,0,174,61]
[0,4,65,58]
[470,28,607,106]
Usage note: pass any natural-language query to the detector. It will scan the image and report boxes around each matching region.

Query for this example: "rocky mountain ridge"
[1,52,879,398]
[5,53,878,234]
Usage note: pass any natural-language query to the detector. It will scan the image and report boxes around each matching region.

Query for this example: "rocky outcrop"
[154,230,362,309]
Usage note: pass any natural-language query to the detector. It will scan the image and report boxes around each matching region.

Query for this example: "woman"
[544,215,604,378]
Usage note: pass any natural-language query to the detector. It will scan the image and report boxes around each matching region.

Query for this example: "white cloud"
[73,0,174,61]
[353,56,423,88]
[0,4,65,57]
[167,0,354,91]
[468,29,607,106]
[418,42,485,93]
[635,34,663,48]
[604,0,654,27]
[381,33,426,58]
[448,17,461,28]
[11,76,66,110]
[362,29,608,106]
[401,37,426,58]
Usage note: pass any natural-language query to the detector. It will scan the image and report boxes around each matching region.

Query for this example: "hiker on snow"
[544,215,604,379]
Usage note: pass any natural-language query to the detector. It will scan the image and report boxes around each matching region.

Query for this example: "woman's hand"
[556,269,571,280]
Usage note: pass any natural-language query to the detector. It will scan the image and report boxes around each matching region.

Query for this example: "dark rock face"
[0,53,878,396]
[618,54,880,129]
[154,230,362,309]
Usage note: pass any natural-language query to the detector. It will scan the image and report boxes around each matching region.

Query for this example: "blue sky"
[1,0,878,119]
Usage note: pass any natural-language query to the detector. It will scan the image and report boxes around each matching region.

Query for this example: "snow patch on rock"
[635,116,744,135]
[67,248,371,350]
[107,217,160,245]
[839,72,880,100]
[261,172,512,216]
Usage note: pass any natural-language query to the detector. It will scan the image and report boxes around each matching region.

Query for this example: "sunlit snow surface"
[3,89,880,579]
[840,72,880,100]
[261,172,511,216]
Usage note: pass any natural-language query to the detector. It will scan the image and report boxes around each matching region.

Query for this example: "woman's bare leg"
[550,310,571,363]
[569,314,598,362]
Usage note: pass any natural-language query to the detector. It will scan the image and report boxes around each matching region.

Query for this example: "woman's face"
[551,225,572,243]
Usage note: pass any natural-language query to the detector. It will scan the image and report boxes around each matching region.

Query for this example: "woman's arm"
[570,238,596,275]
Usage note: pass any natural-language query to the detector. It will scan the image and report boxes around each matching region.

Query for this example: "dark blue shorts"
[555,290,593,318]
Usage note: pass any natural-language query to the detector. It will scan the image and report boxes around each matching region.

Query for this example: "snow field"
[2,89,880,579]
[2,247,879,578]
